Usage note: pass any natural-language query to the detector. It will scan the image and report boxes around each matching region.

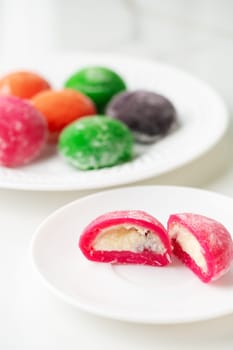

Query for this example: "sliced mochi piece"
[79,210,171,266]
[168,213,233,283]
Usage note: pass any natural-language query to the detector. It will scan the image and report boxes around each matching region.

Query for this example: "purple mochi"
[106,90,177,143]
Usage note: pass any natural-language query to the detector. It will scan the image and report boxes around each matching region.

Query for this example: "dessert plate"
[0,53,229,190]
[31,186,233,324]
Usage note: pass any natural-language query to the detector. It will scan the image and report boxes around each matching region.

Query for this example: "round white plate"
[31,185,233,324]
[0,53,229,190]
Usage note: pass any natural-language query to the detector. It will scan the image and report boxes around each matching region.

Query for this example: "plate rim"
[30,185,233,324]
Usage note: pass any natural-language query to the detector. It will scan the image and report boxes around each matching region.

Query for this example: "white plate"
[31,185,233,324]
[0,53,229,190]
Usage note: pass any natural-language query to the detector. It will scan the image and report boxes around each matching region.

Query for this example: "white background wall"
[1,0,232,111]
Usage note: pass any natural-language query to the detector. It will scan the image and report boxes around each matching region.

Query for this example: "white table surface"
[1,0,233,349]
[1,129,233,350]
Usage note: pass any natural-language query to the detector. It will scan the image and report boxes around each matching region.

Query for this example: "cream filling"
[169,223,207,272]
[93,224,165,254]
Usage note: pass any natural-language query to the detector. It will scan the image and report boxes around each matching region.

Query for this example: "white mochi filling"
[169,223,208,272]
[93,224,166,253]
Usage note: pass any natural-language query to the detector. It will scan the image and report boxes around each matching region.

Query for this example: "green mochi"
[59,116,133,170]
[64,66,126,112]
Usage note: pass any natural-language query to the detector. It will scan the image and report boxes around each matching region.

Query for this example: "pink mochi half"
[79,210,172,266]
[168,213,233,283]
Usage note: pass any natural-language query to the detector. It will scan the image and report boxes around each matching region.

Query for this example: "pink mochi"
[0,95,47,167]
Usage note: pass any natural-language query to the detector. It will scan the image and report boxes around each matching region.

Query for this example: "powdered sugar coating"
[0,96,48,167]
[168,213,233,282]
